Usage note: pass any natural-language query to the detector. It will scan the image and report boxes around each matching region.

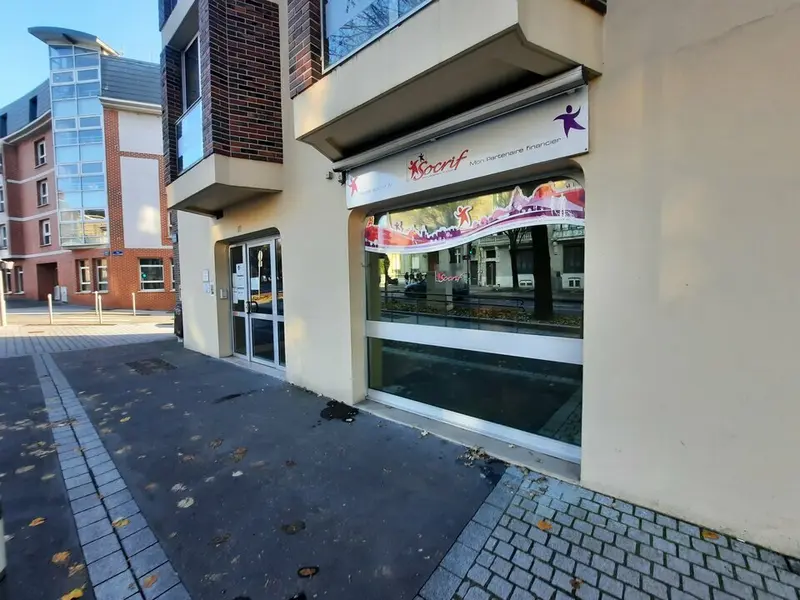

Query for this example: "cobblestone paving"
[418,468,800,600]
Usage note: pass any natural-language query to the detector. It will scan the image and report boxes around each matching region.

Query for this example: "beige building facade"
[160,0,800,556]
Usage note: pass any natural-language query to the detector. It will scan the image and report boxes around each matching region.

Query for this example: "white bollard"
[47,294,54,325]
[0,272,6,328]
[132,292,137,317]
[98,294,103,325]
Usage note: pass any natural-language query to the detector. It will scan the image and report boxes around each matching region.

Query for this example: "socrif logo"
[407,149,469,181]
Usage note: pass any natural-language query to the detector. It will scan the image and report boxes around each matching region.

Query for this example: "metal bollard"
[132,292,136,317]
[94,291,99,316]
[97,294,103,325]
[47,293,54,325]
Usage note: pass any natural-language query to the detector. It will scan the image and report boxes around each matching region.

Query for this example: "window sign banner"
[365,179,584,254]
[347,86,589,209]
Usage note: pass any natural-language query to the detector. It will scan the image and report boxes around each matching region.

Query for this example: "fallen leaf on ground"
[142,574,159,589]
[211,533,231,547]
[232,471,243,478]
[119,417,131,423]
[68,564,85,577]
[231,447,247,462]
[570,578,584,592]
[209,438,223,449]
[281,521,306,535]
[3,534,13,542]
[202,573,226,583]
[204,476,215,483]
[285,460,296,468]
[169,532,177,539]
[250,461,266,468]
[61,588,84,600]
[177,497,195,509]
[190,435,201,442]
[41,473,55,481]
[100,428,113,435]
[15,465,35,474]
[29,517,46,527]
[181,454,195,463]
[161,403,175,410]
[115,446,132,455]
[537,520,553,531]
[145,483,158,492]
[52,551,71,565]
[701,529,720,541]
[112,518,130,529]
[420,430,429,437]
[297,566,319,578]
[171,483,187,493]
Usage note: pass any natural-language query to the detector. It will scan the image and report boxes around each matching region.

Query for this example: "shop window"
[77,260,92,292]
[364,178,585,450]
[139,259,165,291]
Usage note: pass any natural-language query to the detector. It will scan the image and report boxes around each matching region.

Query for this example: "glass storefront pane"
[364,180,585,338]
[276,239,284,316]
[368,338,583,446]
[230,246,245,313]
[248,244,273,315]
[233,316,247,355]
[250,320,275,362]
[278,322,286,366]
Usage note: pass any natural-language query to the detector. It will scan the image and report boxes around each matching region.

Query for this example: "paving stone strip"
[35,353,191,600]
[417,469,800,600]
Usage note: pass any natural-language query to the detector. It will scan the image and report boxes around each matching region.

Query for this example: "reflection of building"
[0,28,174,309]
[160,0,800,555]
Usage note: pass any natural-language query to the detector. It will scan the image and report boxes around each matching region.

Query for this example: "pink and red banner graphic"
[365,179,584,254]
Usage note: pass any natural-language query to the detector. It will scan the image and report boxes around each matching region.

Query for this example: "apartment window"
[3,270,11,294]
[29,96,38,122]
[77,259,92,292]
[170,258,176,291]
[0,114,7,138]
[324,0,433,67]
[35,139,47,166]
[0,224,7,249]
[94,258,108,292]
[182,37,200,108]
[15,267,23,293]
[563,244,585,274]
[0,188,4,212]
[139,258,165,291]
[37,179,49,206]
[40,219,51,246]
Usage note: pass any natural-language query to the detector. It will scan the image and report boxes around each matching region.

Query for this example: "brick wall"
[199,0,283,163]
[288,0,322,99]
[161,46,182,186]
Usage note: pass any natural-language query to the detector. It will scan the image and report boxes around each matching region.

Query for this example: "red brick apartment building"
[0,27,175,310]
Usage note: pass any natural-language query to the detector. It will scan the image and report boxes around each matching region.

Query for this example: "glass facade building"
[48,44,109,247]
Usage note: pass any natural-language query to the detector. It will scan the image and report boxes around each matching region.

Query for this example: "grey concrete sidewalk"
[419,469,800,600]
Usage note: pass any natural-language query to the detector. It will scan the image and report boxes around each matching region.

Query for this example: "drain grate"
[126,358,176,375]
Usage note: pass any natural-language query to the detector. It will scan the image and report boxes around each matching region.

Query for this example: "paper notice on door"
[250,278,260,292]
[236,263,245,276]
[234,274,246,289]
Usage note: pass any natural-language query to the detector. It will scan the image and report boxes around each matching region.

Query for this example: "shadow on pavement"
[0,356,94,600]
[53,341,502,600]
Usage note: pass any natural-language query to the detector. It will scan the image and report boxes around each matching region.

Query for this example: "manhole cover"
[126,358,176,375]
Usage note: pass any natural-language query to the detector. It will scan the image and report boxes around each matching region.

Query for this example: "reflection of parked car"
[404,280,470,299]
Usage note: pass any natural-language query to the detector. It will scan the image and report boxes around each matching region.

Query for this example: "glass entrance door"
[229,238,285,368]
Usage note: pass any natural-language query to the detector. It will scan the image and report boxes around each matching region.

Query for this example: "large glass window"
[365,179,585,451]
[324,0,433,67]
[139,259,165,291]
[48,44,107,246]
[182,38,200,108]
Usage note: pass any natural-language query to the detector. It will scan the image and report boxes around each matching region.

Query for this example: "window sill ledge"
[139,289,167,293]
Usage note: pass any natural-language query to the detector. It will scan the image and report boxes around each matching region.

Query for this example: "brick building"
[160,0,800,558]
[0,27,175,311]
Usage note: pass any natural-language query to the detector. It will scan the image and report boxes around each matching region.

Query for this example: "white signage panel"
[346,87,589,209]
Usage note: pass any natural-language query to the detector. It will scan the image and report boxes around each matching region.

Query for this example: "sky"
[0,0,162,107]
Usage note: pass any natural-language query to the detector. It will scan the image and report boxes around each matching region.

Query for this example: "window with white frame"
[15,267,23,293]
[94,258,108,291]
[0,188,5,212]
[139,258,165,291]
[77,259,92,292]
[170,258,176,290]
[37,179,49,206]
[40,219,51,246]
[3,270,11,294]
[0,224,7,249]
[182,37,200,109]
[35,139,47,166]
